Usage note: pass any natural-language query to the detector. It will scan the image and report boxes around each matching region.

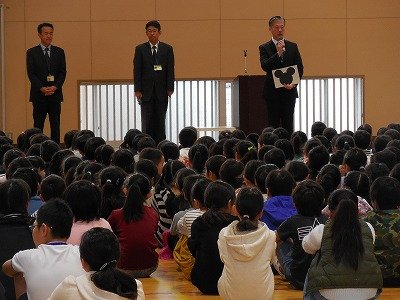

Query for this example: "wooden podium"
[231,75,267,135]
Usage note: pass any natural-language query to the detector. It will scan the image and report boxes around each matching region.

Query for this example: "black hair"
[80,228,138,299]
[135,159,158,185]
[387,123,400,133]
[160,142,180,161]
[191,178,211,207]
[334,135,355,151]
[18,128,42,152]
[329,149,346,167]
[208,140,224,156]
[219,159,244,189]
[36,199,73,239]
[37,22,53,33]
[64,130,79,149]
[246,133,259,149]
[266,169,295,196]
[146,20,161,30]
[292,180,324,217]
[235,187,264,231]
[219,130,232,141]
[370,176,400,210]
[179,127,197,148]
[290,131,308,156]
[84,137,106,161]
[235,140,257,165]
[384,129,400,141]
[156,160,185,189]
[261,127,274,134]
[40,140,61,163]
[180,174,204,210]
[204,180,235,211]
[354,130,371,150]
[316,164,341,201]
[132,134,150,154]
[371,148,397,171]
[73,160,90,181]
[303,137,322,157]
[258,145,275,160]
[274,139,294,161]
[340,130,354,137]
[49,149,74,176]
[373,134,391,153]
[111,149,135,173]
[327,189,358,212]
[40,174,66,202]
[196,136,216,149]
[26,155,45,172]
[139,148,163,167]
[95,144,115,166]
[11,167,41,196]
[81,162,105,183]
[268,16,285,27]
[120,129,142,149]
[0,144,15,169]
[231,129,246,140]
[331,199,364,270]
[322,127,338,143]
[285,160,309,182]
[123,173,152,222]
[205,155,226,180]
[387,146,400,164]
[6,157,33,180]
[75,134,92,155]
[61,155,82,177]
[342,148,367,172]
[254,164,278,194]
[366,162,390,183]
[307,145,330,180]
[263,148,286,169]
[137,136,156,152]
[243,160,266,185]
[188,143,209,174]
[0,179,30,215]
[258,132,279,146]
[63,180,101,222]
[357,124,373,134]
[100,166,127,219]
[223,138,239,159]
[272,127,290,140]
[343,171,370,201]
[310,121,326,137]
[173,168,197,192]
[29,133,49,146]
[314,135,331,153]
[26,143,41,156]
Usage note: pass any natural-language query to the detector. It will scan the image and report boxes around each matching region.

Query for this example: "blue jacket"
[261,195,297,230]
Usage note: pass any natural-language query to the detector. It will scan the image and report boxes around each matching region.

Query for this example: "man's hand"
[276,40,285,57]
[167,90,174,97]
[135,91,142,104]
[40,86,56,96]
[283,83,295,90]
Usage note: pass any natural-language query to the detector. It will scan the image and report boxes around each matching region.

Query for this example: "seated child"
[49,228,144,299]
[261,170,297,230]
[2,200,85,300]
[276,180,327,289]
[302,189,382,299]
[188,181,237,294]
[364,176,400,286]
[218,187,276,300]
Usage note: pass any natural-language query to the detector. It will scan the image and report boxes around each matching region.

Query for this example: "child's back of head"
[179,127,197,148]
[266,170,295,197]
[292,180,324,217]
[254,164,279,194]
[285,160,309,182]
[370,176,400,210]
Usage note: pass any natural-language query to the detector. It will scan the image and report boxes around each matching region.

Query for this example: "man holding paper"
[259,16,303,135]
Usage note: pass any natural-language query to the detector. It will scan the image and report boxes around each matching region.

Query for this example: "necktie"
[44,47,50,68]
[152,45,157,64]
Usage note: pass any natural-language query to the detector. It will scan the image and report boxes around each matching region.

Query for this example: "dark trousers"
[266,97,296,135]
[32,100,61,144]
[140,90,168,145]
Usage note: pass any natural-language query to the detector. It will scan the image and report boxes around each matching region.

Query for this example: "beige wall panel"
[348,1,400,18]
[221,20,267,78]
[162,21,221,79]
[347,19,400,133]
[91,21,145,80]
[91,0,155,21]
[156,0,219,20]
[4,22,28,137]
[289,19,347,76]
[25,0,90,21]
[221,0,282,20]
[2,0,25,22]
[284,0,346,19]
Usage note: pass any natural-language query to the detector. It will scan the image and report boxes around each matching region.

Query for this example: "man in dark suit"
[259,16,303,135]
[27,23,66,145]
[134,20,175,145]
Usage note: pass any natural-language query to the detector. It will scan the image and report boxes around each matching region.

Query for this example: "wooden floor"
[141,259,400,299]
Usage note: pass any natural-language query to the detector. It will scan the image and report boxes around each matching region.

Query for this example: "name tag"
[154,65,162,71]
[47,75,55,82]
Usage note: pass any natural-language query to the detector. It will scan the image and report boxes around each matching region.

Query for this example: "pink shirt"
[67,218,112,245]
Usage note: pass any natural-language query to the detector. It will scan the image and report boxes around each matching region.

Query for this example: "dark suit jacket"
[259,39,303,101]
[133,42,175,102]
[26,44,66,103]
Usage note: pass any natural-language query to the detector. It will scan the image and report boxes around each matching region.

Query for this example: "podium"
[231,75,267,135]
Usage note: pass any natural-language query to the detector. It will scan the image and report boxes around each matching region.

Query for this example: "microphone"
[243,50,248,74]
